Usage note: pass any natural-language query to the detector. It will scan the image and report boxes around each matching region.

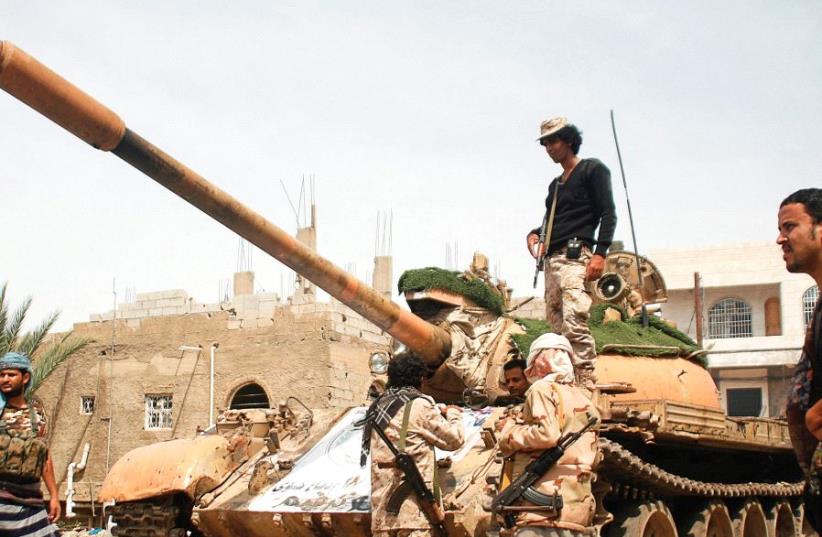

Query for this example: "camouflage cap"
[537,116,568,142]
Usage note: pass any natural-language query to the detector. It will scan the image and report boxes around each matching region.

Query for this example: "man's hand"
[48,495,61,523]
[526,233,544,260]
[585,254,606,281]
[806,399,822,441]
[441,405,462,417]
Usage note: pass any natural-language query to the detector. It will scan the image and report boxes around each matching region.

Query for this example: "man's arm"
[589,161,617,258]
[806,398,822,441]
[416,400,464,451]
[499,386,561,454]
[43,453,61,522]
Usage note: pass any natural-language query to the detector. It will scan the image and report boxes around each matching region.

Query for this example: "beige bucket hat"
[537,116,569,142]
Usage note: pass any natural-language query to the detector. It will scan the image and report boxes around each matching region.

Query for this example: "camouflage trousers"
[544,246,596,377]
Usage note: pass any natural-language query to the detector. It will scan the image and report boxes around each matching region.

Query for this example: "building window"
[804,286,819,328]
[80,396,95,415]
[145,395,173,430]
[725,387,763,417]
[229,383,270,410]
[707,298,753,339]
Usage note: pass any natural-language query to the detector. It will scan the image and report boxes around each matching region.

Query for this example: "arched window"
[708,298,752,339]
[803,286,819,329]
[229,383,270,409]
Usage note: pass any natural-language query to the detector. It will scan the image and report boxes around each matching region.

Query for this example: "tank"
[0,40,813,537]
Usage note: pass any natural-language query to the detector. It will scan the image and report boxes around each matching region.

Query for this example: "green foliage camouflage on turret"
[512,304,705,367]
[397,268,504,315]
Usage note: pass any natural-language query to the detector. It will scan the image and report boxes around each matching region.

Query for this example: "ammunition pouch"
[0,429,48,482]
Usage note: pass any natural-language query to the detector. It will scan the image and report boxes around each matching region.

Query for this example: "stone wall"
[37,289,390,507]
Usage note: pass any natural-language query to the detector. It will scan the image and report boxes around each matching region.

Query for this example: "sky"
[1,1,820,332]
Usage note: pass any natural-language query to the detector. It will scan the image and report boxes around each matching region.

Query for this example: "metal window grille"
[707,298,752,339]
[229,383,270,410]
[80,396,95,415]
[803,286,819,328]
[144,394,173,430]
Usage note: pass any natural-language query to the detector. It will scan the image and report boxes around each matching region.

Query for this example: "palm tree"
[0,282,91,393]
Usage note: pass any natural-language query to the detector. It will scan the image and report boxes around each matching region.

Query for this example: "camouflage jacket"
[370,395,464,532]
[499,380,600,531]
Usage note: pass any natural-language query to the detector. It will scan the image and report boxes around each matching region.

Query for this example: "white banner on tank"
[249,406,486,513]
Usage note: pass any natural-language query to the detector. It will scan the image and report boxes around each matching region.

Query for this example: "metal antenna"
[279,179,300,225]
[610,109,649,328]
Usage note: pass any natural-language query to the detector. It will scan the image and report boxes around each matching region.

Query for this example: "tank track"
[599,438,804,498]
[110,499,188,537]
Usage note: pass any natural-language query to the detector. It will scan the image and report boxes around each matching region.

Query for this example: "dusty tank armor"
[0,40,813,537]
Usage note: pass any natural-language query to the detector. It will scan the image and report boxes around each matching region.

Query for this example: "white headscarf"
[526,333,575,384]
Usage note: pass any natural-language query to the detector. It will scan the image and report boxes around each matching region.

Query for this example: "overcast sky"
[1,1,820,332]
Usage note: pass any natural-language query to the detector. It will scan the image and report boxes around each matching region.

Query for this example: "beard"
[2,384,24,398]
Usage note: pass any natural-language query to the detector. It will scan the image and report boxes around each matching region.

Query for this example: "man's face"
[541,137,573,164]
[0,369,28,398]
[777,203,822,274]
[504,367,530,397]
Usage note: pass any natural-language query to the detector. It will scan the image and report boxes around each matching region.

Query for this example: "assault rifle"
[372,421,449,537]
[533,179,560,288]
[532,209,549,288]
[491,416,598,527]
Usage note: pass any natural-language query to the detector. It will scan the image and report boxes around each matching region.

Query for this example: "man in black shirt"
[781,188,822,532]
[526,117,617,386]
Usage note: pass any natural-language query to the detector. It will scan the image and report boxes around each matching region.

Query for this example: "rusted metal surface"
[595,354,721,409]
[98,435,237,503]
[0,41,451,366]
[0,41,125,150]
[109,129,451,365]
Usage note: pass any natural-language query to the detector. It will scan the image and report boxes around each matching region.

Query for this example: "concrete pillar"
[233,271,254,296]
[293,211,317,303]
[373,256,393,300]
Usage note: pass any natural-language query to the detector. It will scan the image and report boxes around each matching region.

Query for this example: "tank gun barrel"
[0,41,451,365]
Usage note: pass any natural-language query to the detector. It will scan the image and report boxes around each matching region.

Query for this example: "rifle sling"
[543,178,561,258]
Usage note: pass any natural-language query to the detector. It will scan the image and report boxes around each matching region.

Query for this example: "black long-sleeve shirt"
[530,158,617,257]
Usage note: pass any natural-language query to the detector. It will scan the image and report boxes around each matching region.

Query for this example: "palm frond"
[0,282,8,332]
[29,334,92,394]
[2,296,32,355]
[0,283,9,354]
[17,311,60,358]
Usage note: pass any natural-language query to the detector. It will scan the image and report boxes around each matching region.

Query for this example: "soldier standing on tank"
[360,353,464,537]
[0,352,60,537]
[498,334,600,537]
[780,188,822,532]
[526,117,617,387]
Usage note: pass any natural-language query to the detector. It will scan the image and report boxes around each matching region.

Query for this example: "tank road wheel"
[765,501,798,537]
[678,500,734,537]
[607,501,678,537]
[731,499,768,537]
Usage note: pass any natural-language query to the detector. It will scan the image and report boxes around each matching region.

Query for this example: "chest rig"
[0,406,48,483]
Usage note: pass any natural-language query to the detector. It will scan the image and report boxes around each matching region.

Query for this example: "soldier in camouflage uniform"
[498,334,600,537]
[360,354,464,537]
[0,352,60,537]
[780,189,822,533]
[527,117,617,386]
